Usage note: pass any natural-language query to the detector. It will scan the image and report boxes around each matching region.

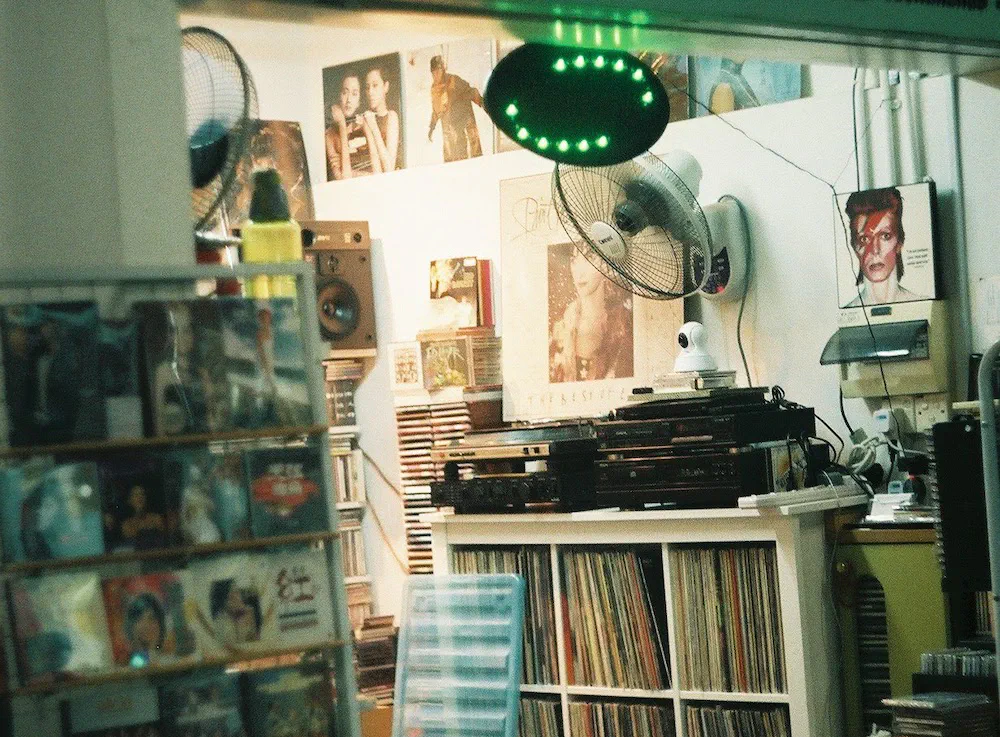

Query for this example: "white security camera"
[674,321,718,373]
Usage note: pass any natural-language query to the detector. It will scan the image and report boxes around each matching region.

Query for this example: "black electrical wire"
[773,385,845,460]
[839,387,856,437]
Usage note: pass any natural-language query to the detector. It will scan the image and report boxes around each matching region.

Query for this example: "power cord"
[772,385,845,461]
[718,194,754,388]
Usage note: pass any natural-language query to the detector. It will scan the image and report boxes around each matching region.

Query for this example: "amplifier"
[580,441,809,510]
[431,474,563,513]
[595,407,815,450]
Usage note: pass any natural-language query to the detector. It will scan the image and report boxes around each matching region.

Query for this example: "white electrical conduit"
[898,71,927,182]
[879,70,901,185]
[853,70,872,189]
[977,340,1000,701]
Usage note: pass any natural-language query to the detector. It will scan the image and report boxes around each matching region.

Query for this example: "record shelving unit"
[429,497,863,737]
[0,263,360,737]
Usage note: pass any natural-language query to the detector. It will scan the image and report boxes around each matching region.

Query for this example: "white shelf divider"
[678,690,792,704]
[520,683,565,695]
[565,685,676,699]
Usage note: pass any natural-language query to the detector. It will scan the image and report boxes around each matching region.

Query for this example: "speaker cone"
[317,278,360,341]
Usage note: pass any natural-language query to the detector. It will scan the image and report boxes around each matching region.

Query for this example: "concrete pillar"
[0,0,193,272]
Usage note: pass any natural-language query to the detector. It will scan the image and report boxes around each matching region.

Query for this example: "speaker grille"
[888,0,987,8]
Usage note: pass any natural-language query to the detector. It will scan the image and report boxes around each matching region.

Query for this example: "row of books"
[562,548,669,690]
[396,401,471,574]
[354,615,397,708]
[451,546,560,685]
[339,511,366,579]
[331,446,365,505]
[0,298,313,449]
[975,591,994,638]
[520,698,560,737]
[9,545,336,685]
[324,358,363,428]
[671,545,786,694]
[67,663,334,737]
[921,648,998,678]
[685,704,790,737]
[568,700,674,737]
[0,443,330,565]
[346,580,373,631]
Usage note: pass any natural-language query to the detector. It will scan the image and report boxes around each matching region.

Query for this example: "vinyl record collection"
[519,698,561,737]
[921,647,998,678]
[883,692,998,737]
[684,704,791,737]
[561,548,669,689]
[568,700,675,737]
[395,401,471,573]
[450,546,559,684]
[670,545,786,693]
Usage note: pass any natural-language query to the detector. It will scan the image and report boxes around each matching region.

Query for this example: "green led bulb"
[557,139,570,152]
[577,139,590,152]
[594,55,606,69]
[517,127,529,140]
[613,58,625,72]
[632,68,644,81]
[537,137,549,150]
[554,58,567,72]
[506,103,518,117]
[641,90,654,105]
[574,54,586,69]
[596,135,609,148]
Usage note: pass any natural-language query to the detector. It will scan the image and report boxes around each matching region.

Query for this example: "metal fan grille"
[553,154,711,300]
[182,27,259,230]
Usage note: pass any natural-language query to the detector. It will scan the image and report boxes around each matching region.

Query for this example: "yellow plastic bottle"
[240,168,302,298]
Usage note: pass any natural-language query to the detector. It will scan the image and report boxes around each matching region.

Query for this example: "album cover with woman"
[102,572,197,668]
[136,300,230,436]
[245,446,327,538]
[323,52,405,179]
[1,301,106,447]
[833,182,939,309]
[101,454,170,553]
[219,298,311,431]
[159,671,245,737]
[10,572,113,683]
[245,664,334,737]
[0,456,104,563]
[164,449,250,546]
[187,553,276,656]
[265,546,336,646]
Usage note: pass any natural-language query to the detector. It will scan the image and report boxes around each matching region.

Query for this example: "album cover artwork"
[187,553,275,655]
[691,57,801,117]
[159,671,245,737]
[389,342,423,392]
[136,300,229,436]
[220,298,312,431]
[230,119,316,225]
[101,454,169,552]
[102,572,197,668]
[420,336,473,390]
[10,572,113,683]
[266,546,336,645]
[68,682,160,737]
[429,257,479,329]
[245,446,328,538]
[164,449,250,546]
[494,40,523,154]
[99,318,143,439]
[245,664,334,737]
[0,301,105,447]
[0,457,104,563]
[323,52,406,179]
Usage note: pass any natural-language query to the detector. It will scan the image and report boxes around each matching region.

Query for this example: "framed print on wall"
[499,172,684,421]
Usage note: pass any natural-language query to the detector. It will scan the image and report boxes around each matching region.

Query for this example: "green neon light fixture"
[484,43,669,165]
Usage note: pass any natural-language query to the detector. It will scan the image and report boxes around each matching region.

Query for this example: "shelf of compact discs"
[0,265,360,737]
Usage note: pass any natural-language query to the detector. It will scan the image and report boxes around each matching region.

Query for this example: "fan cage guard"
[183,26,259,231]
[552,154,712,300]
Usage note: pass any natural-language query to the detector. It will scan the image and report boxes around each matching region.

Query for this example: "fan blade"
[190,128,230,189]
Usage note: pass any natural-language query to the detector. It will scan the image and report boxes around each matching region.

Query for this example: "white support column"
[0,0,193,272]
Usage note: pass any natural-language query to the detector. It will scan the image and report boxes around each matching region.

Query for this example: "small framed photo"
[390,342,423,392]
[834,182,939,309]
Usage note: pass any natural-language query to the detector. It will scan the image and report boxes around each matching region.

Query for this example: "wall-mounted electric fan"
[552,150,748,301]
[182,26,259,241]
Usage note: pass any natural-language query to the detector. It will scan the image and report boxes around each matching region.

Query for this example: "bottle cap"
[249,168,291,222]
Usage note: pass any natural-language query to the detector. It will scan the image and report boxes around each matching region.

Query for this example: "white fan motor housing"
[589,221,628,261]
[700,196,748,302]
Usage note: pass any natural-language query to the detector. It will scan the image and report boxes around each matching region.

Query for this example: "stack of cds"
[883,692,997,737]
[921,648,997,678]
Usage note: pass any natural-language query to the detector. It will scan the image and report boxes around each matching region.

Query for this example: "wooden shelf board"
[519,684,564,695]
[679,690,791,704]
[337,501,366,510]
[0,424,330,460]
[566,685,676,699]
[838,526,936,545]
[344,575,372,584]
[3,531,339,575]
[10,639,347,697]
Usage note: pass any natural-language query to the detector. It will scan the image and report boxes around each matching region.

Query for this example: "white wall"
[180,13,1000,619]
